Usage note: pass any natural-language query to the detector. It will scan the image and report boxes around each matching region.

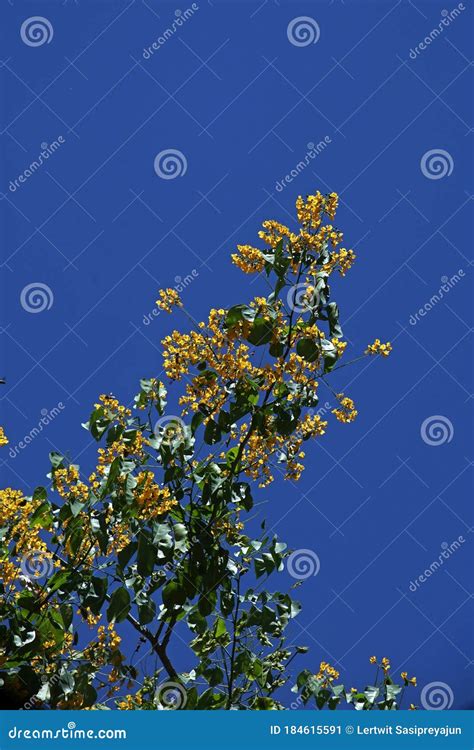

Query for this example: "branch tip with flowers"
[0,189,412,711]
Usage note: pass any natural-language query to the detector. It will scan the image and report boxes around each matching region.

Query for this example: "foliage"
[0,190,406,711]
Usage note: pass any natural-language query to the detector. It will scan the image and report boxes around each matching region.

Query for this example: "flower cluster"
[332,394,358,423]
[0,488,55,588]
[156,288,182,313]
[231,244,266,274]
[365,338,392,357]
[135,471,178,518]
[316,660,340,684]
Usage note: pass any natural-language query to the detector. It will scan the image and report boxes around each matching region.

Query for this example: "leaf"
[47,571,70,594]
[225,304,255,328]
[246,318,274,346]
[118,541,137,571]
[204,420,221,445]
[137,534,156,577]
[214,617,227,639]
[162,580,186,609]
[32,486,47,502]
[49,452,64,469]
[326,302,343,338]
[30,501,52,529]
[364,685,380,704]
[107,586,131,623]
[138,597,156,625]
[296,338,320,363]
[203,666,223,687]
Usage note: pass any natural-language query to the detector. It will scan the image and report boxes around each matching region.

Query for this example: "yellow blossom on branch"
[156,288,183,313]
[332,393,358,423]
[365,338,392,357]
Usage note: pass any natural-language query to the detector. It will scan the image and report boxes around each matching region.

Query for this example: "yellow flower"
[316,660,340,683]
[369,656,377,664]
[0,426,8,446]
[331,337,347,358]
[332,393,358,423]
[295,191,325,229]
[365,338,392,357]
[156,288,182,313]
[327,248,356,276]
[231,245,265,274]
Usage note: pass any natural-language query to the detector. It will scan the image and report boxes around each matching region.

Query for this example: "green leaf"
[49,452,64,469]
[246,318,274,346]
[326,302,343,338]
[30,501,52,529]
[162,580,186,609]
[296,338,320,363]
[107,586,131,623]
[32,486,47,502]
[204,420,221,445]
[137,534,156,577]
